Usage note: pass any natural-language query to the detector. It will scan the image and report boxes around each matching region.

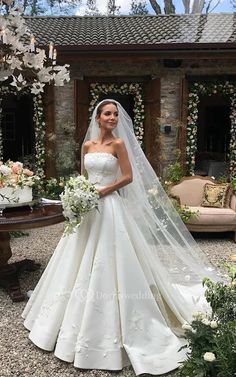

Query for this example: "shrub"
[178,265,236,377]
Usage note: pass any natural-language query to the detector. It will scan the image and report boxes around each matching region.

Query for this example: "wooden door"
[143,77,161,175]
[75,79,90,172]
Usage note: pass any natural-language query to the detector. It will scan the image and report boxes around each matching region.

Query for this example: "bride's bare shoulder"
[83,140,94,152]
[113,138,125,146]
[113,139,129,156]
[84,140,93,147]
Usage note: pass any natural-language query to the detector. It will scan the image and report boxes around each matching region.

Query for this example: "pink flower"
[23,169,33,176]
[12,162,23,174]
[10,174,19,184]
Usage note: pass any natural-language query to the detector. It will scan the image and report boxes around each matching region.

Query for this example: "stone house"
[2,13,236,178]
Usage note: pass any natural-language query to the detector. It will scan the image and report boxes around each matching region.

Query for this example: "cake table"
[0,203,64,302]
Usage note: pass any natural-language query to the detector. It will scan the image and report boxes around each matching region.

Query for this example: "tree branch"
[164,0,175,13]
[191,0,205,13]
[182,0,190,13]
[149,0,162,14]
[206,0,221,13]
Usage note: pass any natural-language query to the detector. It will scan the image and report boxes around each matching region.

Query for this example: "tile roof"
[25,13,236,49]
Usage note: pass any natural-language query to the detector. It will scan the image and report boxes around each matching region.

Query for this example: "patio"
[0,223,235,377]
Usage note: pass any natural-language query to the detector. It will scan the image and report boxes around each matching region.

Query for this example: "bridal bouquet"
[60,175,99,235]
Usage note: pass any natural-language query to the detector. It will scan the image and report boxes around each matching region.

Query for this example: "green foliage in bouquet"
[60,175,99,235]
[178,264,236,377]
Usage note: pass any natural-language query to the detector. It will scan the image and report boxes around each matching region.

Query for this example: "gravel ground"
[0,224,235,377]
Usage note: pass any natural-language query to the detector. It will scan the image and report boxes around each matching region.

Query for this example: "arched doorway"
[75,78,160,175]
[1,94,34,163]
[98,93,135,122]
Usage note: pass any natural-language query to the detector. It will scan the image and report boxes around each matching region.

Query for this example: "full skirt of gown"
[22,153,205,375]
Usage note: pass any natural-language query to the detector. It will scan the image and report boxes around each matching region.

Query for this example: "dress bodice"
[84,152,119,187]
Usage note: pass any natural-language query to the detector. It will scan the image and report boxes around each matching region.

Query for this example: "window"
[2,111,16,141]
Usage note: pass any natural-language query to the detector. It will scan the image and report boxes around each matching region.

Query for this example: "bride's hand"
[98,188,107,198]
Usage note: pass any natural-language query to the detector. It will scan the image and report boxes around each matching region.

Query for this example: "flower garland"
[0,87,46,178]
[0,97,3,159]
[187,81,236,177]
[33,94,46,178]
[89,83,145,145]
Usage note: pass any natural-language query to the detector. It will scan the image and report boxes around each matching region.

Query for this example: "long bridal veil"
[82,99,220,327]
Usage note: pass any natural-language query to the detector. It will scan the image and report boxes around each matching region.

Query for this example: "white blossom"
[31,82,45,95]
[0,8,70,94]
[0,165,12,176]
[182,323,192,331]
[203,352,216,362]
[202,318,210,326]
[210,320,218,329]
[192,311,206,321]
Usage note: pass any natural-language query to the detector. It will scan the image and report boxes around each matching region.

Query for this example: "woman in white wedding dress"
[22,100,219,376]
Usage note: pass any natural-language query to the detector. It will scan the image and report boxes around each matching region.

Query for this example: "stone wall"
[160,73,182,173]
[54,81,76,176]
[53,57,236,177]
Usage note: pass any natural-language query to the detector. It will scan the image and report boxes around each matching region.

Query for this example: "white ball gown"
[22,152,209,376]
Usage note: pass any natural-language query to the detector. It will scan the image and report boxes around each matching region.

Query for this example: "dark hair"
[96,100,118,117]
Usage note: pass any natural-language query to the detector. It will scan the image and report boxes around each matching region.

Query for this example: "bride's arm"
[81,142,90,175]
[98,139,133,198]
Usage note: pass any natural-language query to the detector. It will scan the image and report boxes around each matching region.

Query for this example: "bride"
[22,99,219,376]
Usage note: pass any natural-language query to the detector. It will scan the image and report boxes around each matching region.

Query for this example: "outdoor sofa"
[170,176,236,242]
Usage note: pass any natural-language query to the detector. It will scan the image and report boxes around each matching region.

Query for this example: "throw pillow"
[201,183,232,208]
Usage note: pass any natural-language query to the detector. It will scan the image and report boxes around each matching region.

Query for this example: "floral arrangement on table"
[60,175,99,235]
[0,160,39,188]
[179,263,236,377]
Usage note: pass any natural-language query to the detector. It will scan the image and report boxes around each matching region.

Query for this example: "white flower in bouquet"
[182,323,193,331]
[210,320,218,329]
[60,175,99,235]
[202,318,210,326]
[192,311,207,321]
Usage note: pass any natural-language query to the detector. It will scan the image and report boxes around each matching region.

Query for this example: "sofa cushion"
[186,206,236,225]
[201,183,232,208]
[170,178,215,206]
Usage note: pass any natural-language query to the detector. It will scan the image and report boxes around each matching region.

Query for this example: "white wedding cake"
[0,186,32,205]
[0,161,37,206]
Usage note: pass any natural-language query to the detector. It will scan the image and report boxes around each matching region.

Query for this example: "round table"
[0,203,64,302]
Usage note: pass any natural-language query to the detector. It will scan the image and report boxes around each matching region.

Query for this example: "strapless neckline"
[85,152,118,160]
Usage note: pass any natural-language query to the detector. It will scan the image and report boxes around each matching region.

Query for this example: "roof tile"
[25,13,236,48]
